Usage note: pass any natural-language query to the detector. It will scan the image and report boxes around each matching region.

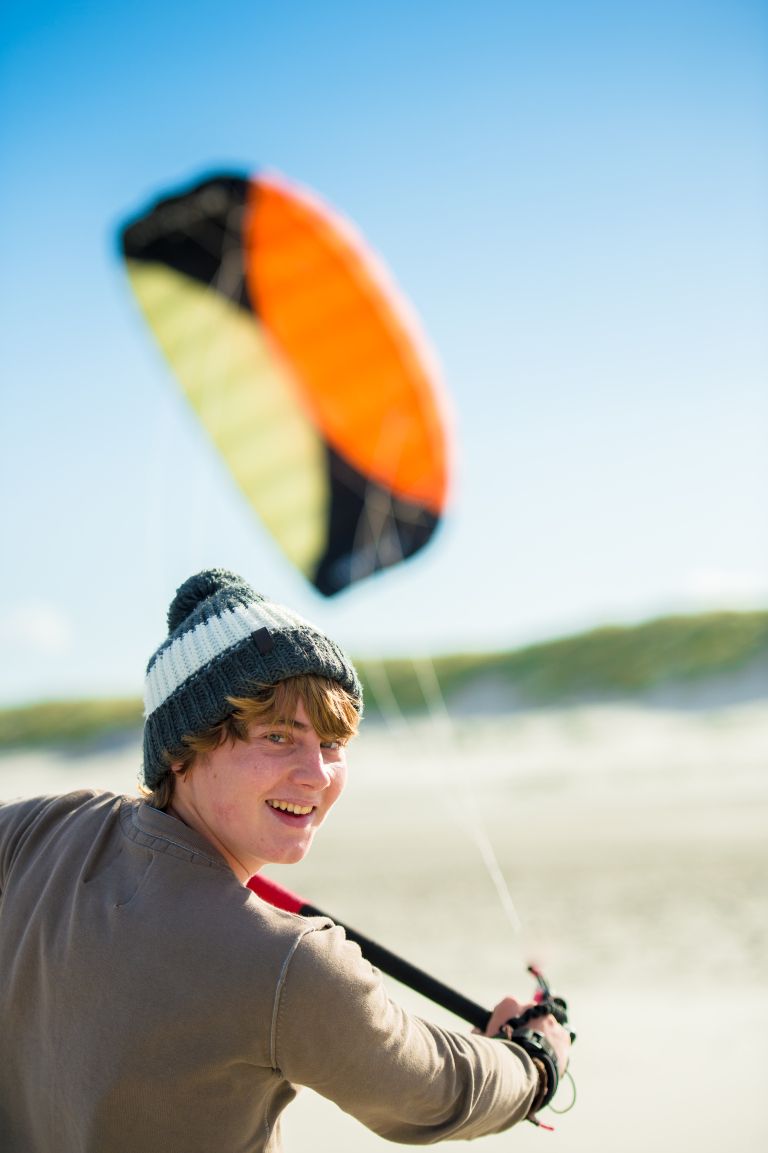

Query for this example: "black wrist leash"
[498,966,577,1128]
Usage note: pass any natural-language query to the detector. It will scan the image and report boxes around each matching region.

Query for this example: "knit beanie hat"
[142,569,362,788]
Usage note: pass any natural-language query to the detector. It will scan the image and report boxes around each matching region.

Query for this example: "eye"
[321,738,345,751]
[264,731,290,745]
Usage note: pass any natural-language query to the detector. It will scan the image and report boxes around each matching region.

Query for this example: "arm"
[273,923,539,1144]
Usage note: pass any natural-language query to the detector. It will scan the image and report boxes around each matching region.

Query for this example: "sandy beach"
[2,702,766,1151]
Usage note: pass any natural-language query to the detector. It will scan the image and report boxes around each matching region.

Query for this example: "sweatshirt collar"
[130,798,233,873]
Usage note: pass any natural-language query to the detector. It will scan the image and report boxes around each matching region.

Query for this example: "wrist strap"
[528,1057,550,1115]
[508,1028,559,1109]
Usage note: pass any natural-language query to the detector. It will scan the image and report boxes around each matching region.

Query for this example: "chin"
[267,840,314,867]
[283,844,312,864]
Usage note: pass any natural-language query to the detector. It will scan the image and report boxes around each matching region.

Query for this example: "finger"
[484,998,527,1037]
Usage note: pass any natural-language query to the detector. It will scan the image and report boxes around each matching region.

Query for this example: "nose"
[290,744,333,789]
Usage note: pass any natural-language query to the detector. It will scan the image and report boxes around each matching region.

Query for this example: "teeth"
[267,800,314,815]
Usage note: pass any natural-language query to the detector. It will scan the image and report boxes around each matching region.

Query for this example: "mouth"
[266,799,316,819]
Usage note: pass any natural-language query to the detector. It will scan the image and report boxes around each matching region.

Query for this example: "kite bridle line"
[405,653,523,936]
[356,636,525,945]
[351,413,524,946]
[332,449,579,1124]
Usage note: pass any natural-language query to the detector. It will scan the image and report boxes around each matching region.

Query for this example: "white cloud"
[0,601,74,654]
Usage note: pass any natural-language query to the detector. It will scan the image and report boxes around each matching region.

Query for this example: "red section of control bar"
[247,873,306,915]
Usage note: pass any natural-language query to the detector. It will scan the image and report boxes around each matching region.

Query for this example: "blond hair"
[141,675,360,809]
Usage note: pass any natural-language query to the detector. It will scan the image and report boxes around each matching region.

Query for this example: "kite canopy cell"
[120,171,451,595]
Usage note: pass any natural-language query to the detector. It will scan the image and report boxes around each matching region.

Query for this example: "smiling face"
[168,698,349,882]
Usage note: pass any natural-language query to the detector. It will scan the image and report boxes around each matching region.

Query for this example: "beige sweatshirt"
[0,790,538,1151]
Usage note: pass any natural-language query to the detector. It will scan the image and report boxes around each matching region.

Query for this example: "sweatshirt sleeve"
[272,922,538,1144]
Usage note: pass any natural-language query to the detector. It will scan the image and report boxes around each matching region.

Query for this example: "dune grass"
[0,698,144,750]
[358,610,768,714]
[1,609,765,748]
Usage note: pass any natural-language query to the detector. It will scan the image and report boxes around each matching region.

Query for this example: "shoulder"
[0,788,120,836]
[216,888,340,970]
[272,914,386,1028]
[204,889,357,997]
[0,789,122,882]
[285,916,374,991]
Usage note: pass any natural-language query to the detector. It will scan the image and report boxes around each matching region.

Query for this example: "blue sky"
[1,0,766,705]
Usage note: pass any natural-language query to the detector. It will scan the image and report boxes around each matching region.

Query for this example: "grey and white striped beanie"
[142,569,362,788]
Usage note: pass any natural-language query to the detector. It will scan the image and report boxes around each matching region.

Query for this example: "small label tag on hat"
[254,626,274,655]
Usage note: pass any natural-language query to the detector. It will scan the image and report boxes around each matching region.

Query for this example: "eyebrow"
[259,717,348,741]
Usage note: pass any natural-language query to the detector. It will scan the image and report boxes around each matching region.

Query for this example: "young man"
[0,569,570,1152]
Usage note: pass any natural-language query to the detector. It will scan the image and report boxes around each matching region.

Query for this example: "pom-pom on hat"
[142,569,362,788]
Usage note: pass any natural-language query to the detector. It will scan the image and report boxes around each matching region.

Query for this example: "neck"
[165,796,255,884]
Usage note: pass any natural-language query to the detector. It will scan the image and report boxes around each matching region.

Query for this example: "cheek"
[210,798,240,823]
[203,778,246,824]
[329,764,348,805]
[202,758,255,822]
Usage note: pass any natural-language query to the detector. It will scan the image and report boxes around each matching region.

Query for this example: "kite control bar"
[248,873,493,1029]
[506,964,575,1040]
[248,875,575,1122]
